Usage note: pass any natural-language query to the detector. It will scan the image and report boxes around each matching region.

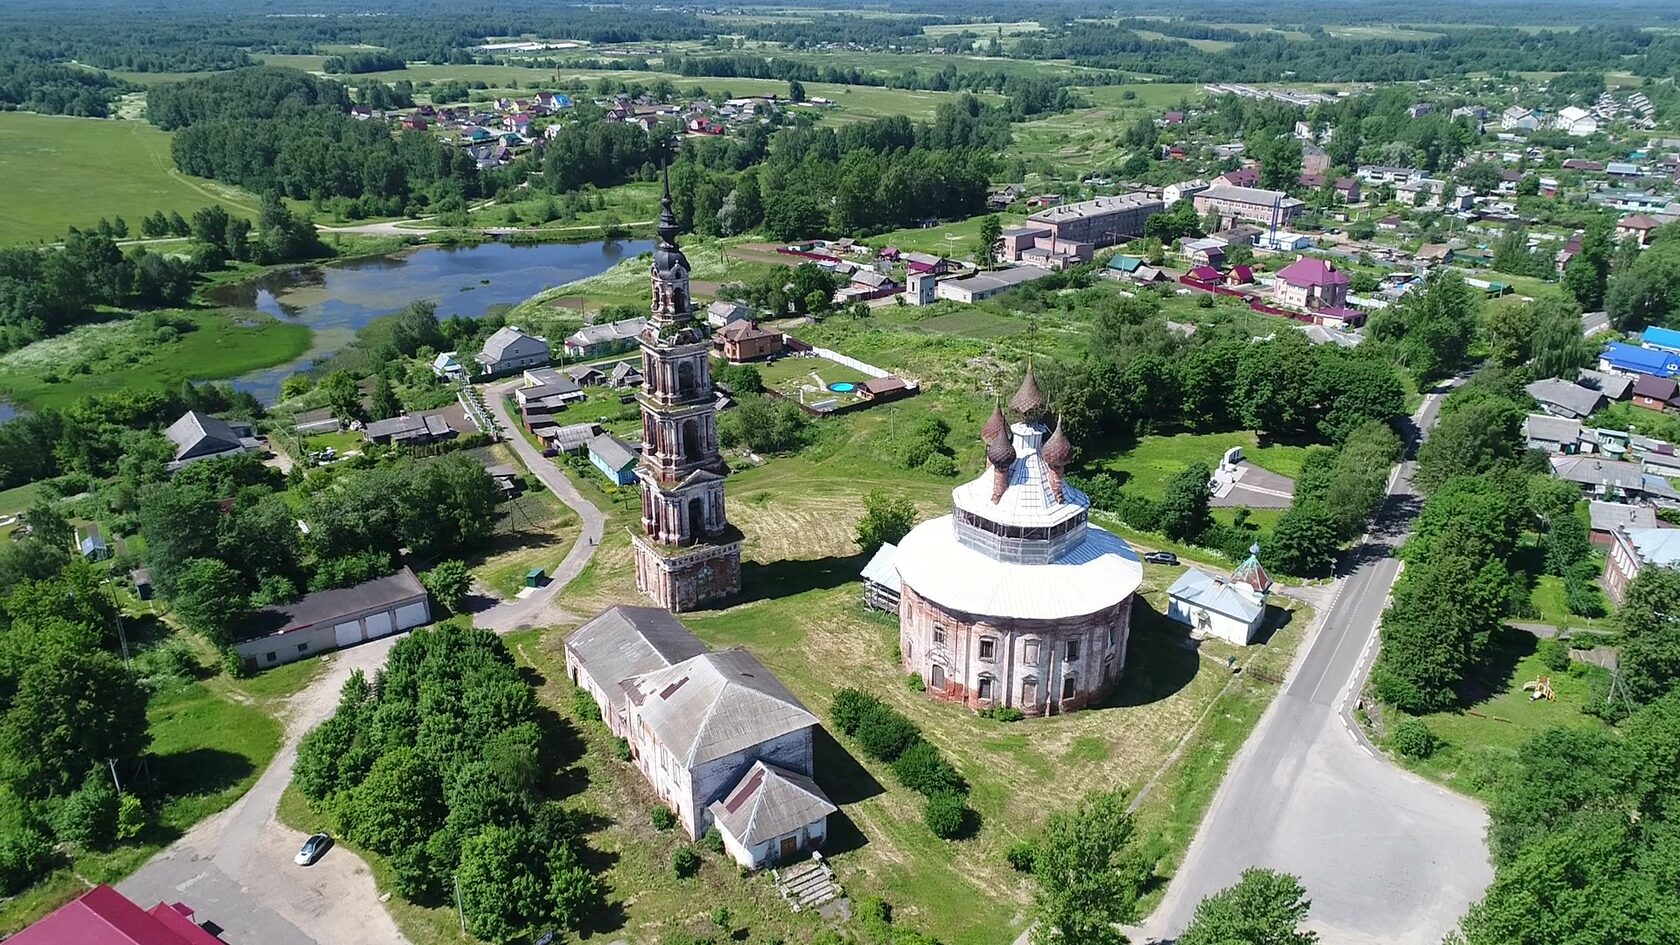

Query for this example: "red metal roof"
[1276,256,1349,288]
[10,885,224,945]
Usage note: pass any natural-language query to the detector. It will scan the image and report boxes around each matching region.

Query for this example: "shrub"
[672,846,701,879]
[613,737,633,762]
[922,453,959,477]
[49,770,119,851]
[831,687,877,736]
[571,687,602,722]
[855,704,921,762]
[892,739,964,797]
[1005,840,1037,872]
[652,807,677,831]
[700,826,725,853]
[906,673,925,692]
[116,794,147,841]
[979,706,1024,722]
[1391,717,1440,760]
[0,828,55,895]
[710,905,732,930]
[923,791,969,839]
[1536,638,1571,673]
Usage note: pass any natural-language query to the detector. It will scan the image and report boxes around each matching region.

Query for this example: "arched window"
[1020,677,1038,706]
[687,496,705,537]
[683,419,702,459]
[678,360,696,397]
[977,675,994,701]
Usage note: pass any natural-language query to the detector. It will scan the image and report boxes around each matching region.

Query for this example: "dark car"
[295,832,333,866]
[1143,551,1179,565]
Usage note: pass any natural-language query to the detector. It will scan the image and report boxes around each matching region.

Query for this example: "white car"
[295,832,333,866]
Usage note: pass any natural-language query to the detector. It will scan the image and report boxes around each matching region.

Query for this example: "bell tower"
[631,164,743,612]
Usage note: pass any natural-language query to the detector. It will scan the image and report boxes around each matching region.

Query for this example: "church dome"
[1009,364,1047,422]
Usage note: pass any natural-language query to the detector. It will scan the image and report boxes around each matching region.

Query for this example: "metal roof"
[951,422,1087,531]
[621,649,818,767]
[164,410,243,461]
[566,606,709,718]
[707,761,836,848]
[480,325,549,362]
[895,517,1141,621]
[1167,568,1264,624]
[860,542,901,593]
[1589,500,1657,533]
[239,567,426,641]
[1626,526,1680,567]
[8,884,224,945]
[1526,378,1606,418]
[1523,413,1583,444]
[588,433,638,470]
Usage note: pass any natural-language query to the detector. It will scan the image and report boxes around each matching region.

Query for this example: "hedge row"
[832,688,972,839]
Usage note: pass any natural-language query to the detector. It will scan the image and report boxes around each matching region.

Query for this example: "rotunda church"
[894,367,1143,716]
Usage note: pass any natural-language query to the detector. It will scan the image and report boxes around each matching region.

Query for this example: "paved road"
[1138,386,1494,945]
[121,404,606,944]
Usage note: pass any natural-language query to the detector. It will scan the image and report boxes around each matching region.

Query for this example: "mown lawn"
[1093,430,1313,499]
[470,487,582,599]
[0,309,310,410]
[0,113,260,245]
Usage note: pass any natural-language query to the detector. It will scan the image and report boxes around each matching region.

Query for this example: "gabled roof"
[480,326,549,362]
[707,761,836,847]
[1634,374,1679,402]
[566,606,709,716]
[860,542,901,593]
[1106,255,1144,272]
[1578,368,1632,399]
[588,433,638,471]
[1523,413,1583,444]
[9,884,223,945]
[1275,256,1348,288]
[1642,326,1680,351]
[1526,378,1606,418]
[1625,526,1680,566]
[1590,500,1657,534]
[164,411,243,461]
[1603,340,1680,377]
[621,649,818,767]
[1167,568,1264,624]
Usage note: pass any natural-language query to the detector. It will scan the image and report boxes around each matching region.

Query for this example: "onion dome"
[1009,363,1047,422]
[985,432,1017,469]
[981,401,1008,443]
[1042,419,1072,468]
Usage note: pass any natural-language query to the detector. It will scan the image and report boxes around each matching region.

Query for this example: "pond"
[207,239,652,402]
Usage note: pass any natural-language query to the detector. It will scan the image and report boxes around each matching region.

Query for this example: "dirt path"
[120,389,609,944]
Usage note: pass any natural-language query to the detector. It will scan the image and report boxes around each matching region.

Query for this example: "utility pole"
[454,872,467,933]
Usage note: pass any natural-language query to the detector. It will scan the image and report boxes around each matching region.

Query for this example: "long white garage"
[235,567,433,672]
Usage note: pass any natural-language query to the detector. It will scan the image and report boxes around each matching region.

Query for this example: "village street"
[119,397,605,945]
[1138,384,1494,944]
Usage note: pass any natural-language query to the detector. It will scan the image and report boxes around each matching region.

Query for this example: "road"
[1137,386,1494,945]
[121,398,606,944]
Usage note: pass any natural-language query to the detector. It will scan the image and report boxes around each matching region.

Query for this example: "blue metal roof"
[1604,341,1680,378]
[1642,326,1680,352]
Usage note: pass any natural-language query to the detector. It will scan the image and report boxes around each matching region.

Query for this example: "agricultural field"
[0,113,260,245]
[0,309,311,410]
[921,20,1045,37]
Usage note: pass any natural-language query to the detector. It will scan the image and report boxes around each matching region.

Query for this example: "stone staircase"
[773,855,839,912]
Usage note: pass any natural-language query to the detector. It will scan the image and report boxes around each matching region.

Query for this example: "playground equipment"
[1523,676,1556,702]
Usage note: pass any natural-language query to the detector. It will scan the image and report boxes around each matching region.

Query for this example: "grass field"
[1094,431,1312,499]
[0,309,311,410]
[922,20,1045,37]
[758,352,874,408]
[1384,628,1610,799]
[0,113,260,245]
[469,484,582,598]
[875,213,1026,259]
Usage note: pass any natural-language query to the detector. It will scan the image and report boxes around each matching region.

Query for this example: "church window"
[1107,626,1116,648]
[978,638,996,662]
[933,625,947,645]
[1022,640,1039,664]
[977,676,994,701]
[1062,676,1076,700]
[1066,639,1081,662]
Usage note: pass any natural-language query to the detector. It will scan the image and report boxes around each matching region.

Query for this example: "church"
[631,167,743,612]
[886,367,1145,716]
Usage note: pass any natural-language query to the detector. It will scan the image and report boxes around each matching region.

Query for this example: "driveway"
[1137,387,1493,944]
[121,396,607,944]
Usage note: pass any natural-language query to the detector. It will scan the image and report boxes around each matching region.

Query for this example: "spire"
[657,158,679,248]
[1009,362,1047,423]
[1233,543,1273,596]
[981,400,1008,443]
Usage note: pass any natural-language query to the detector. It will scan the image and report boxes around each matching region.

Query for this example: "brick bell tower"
[630,164,743,612]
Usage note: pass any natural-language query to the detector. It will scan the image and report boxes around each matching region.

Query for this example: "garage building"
[235,567,431,672]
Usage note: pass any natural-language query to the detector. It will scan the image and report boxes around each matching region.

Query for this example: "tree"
[343,747,445,855]
[169,558,250,644]
[1159,463,1211,541]
[1372,553,1511,712]
[717,395,811,454]
[1177,868,1318,945]
[1368,270,1478,382]
[857,491,917,553]
[421,560,472,614]
[1563,216,1614,311]
[0,647,150,798]
[977,215,1003,269]
[320,371,365,424]
[1414,399,1524,494]
[457,825,550,944]
[1270,501,1341,577]
[1030,790,1146,945]
[787,78,806,103]
[1616,565,1680,707]
[1256,136,1304,193]
[368,373,400,421]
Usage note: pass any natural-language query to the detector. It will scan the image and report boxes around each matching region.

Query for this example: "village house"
[1605,525,1680,604]
[1182,237,1227,267]
[475,326,550,376]
[1193,184,1305,228]
[1273,257,1350,312]
[1166,546,1273,646]
[165,411,258,471]
[1633,374,1680,412]
[934,266,1052,303]
[1601,341,1680,379]
[706,300,753,329]
[1502,107,1542,131]
[1551,454,1680,505]
[1527,377,1607,419]
[1644,326,1680,353]
[587,432,639,485]
[1590,500,1659,548]
[1554,105,1599,137]
[1523,413,1584,453]
[363,412,458,447]
[608,360,644,388]
[1579,368,1634,400]
[9,883,226,945]
[714,321,784,363]
[1618,214,1664,245]
[1215,166,1260,188]
[564,606,834,867]
[1163,179,1209,207]
[564,317,647,360]
[536,421,601,454]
